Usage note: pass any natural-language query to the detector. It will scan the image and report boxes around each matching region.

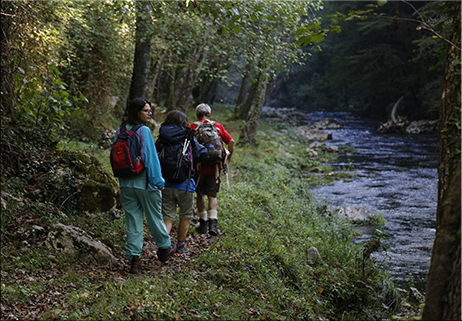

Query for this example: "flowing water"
[308,112,438,292]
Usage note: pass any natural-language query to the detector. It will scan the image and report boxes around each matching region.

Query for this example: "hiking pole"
[222,148,230,189]
[174,138,191,181]
[223,163,230,189]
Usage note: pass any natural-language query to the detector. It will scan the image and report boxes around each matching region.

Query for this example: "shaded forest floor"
[1,221,219,320]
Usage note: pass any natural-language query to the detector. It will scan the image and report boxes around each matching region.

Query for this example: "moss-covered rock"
[23,150,120,217]
[77,179,118,214]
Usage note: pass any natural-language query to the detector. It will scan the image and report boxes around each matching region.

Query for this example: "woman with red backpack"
[112,98,176,274]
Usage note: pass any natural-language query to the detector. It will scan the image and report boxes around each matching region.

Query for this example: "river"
[308,112,438,292]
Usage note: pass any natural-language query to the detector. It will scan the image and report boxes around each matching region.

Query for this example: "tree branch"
[373,1,461,52]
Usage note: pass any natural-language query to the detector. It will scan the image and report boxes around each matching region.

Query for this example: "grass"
[0,105,404,320]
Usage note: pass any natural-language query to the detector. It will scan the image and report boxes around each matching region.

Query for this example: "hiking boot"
[175,243,190,256]
[196,219,208,234]
[129,256,141,274]
[157,243,177,263]
[209,219,218,236]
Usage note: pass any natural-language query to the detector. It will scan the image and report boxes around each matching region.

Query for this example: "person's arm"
[226,139,235,163]
[215,123,234,163]
[141,126,165,190]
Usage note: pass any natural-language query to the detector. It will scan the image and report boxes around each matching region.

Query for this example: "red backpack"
[110,124,144,178]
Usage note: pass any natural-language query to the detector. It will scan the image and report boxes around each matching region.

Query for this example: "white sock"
[199,211,208,220]
[208,210,218,220]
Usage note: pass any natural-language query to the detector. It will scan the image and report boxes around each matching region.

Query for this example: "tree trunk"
[147,52,165,104]
[196,64,221,105]
[167,60,188,112]
[1,1,16,118]
[177,47,209,114]
[422,2,461,320]
[165,55,179,110]
[239,76,259,120]
[234,63,251,115]
[239,71,268,145]
[263,73,277,107]
[128,1,152,102]
[423,162,461,321]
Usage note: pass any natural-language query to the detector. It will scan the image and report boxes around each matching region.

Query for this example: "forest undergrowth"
[1,105,417,320]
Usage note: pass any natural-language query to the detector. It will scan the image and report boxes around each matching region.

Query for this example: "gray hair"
[196,103,211,118]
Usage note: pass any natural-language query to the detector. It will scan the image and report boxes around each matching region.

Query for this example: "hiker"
[189,103,235,236]
[113,98,176,274]
[156,110,209,255]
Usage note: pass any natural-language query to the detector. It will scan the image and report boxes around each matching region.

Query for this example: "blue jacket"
[114,124,165,191]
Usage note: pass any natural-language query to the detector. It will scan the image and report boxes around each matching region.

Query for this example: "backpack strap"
[130,124,143,133]
[193,120,215,128]
[131,124,149,189]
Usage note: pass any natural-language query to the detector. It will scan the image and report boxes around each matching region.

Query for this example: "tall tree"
[0,1,15,117]
[422,1,461,320]
[229,1,325,144]
[239,66,269,145]
[128,1,152,102]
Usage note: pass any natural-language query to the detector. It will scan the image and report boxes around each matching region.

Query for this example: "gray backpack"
[193,121,223,165]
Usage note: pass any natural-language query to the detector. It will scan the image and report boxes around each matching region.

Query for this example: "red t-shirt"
[190,120,233,176]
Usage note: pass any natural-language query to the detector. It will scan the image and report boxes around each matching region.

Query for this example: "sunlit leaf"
[296,35,312,47]
[311,33,325,43]
[232,24,241,33]
[306,23,322,30]
[71,109,83,117]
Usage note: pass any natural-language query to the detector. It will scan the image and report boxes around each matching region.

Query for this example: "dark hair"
[121,98,151,126]
[160,110,189,128]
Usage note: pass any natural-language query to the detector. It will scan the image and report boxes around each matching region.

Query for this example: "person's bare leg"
[196,194,208,234]
[197,194,207,213]
[163,219,173,234]
[207,196,219,235]
[208,196,218,211]
[177,218,190,242]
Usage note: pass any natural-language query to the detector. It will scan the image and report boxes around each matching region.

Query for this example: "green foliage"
[14,64,86,141]
[56,0,134,140]
[271,1,446,120]
[4,0,133,144]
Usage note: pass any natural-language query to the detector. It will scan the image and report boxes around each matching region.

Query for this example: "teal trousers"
[120,187,171,261]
